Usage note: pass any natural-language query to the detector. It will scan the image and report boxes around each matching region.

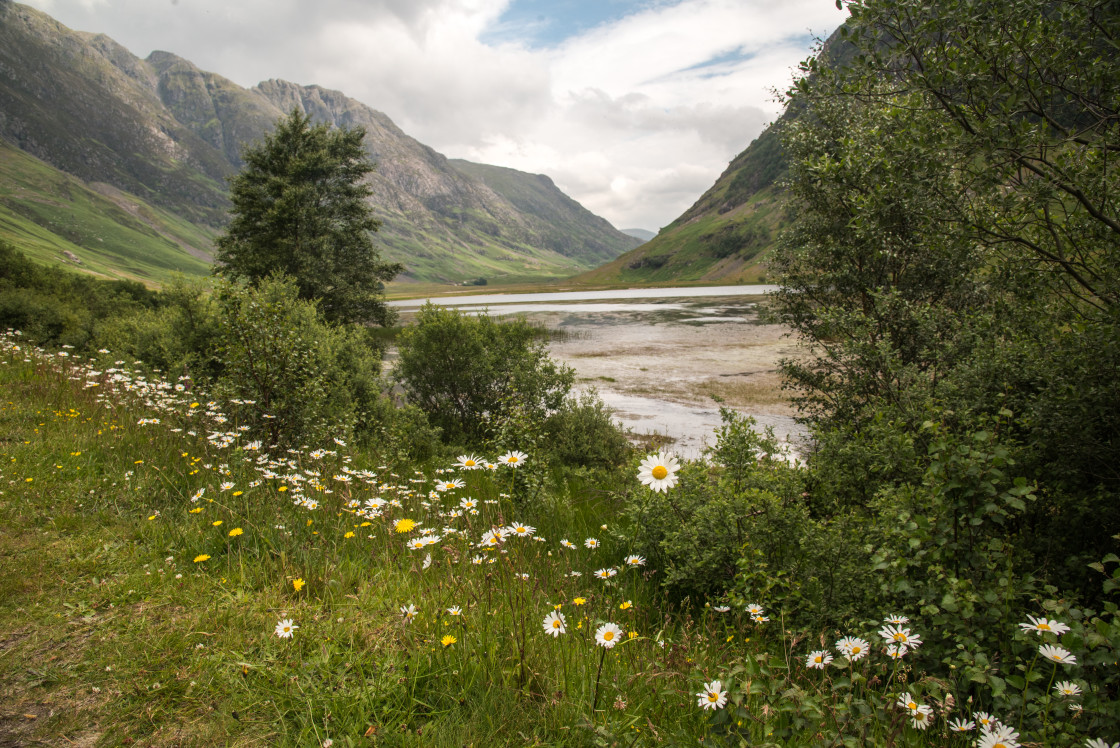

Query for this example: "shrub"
[542,388,631,470]
[394,304,574,444]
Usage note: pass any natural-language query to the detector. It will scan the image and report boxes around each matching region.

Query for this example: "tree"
[214,109,402,325]
[394,304,574,443]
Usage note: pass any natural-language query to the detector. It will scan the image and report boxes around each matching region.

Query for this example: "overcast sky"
[24,0,845,231]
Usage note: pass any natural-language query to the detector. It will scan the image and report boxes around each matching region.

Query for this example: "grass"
[1,336,1107,747]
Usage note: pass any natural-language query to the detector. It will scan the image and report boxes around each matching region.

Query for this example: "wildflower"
[594,568,617,580]
[543,610,567,637]
[422,553,432,570]
[460,498,478,510]
[274,619,297,638]
[441,635,456,647]
[909,705,933,730]
[437,479,464,492]
[974,712,1000,731]
[228,527,243,537]
[883,613,909,624]
[1055,681,1082,697]
[293,578,305,591]
[447,606,462,616]
[500,450,527,467]
[713,605,730,613]
[401,604,418,623]
[886,644,907,659]
[1086,740,1120,748]
[1019,615,1071,636]
[455,455,482,470]
[620,601,632,610]
[584,537,600,549]
[807,650,833,669]
[394,518,417,533]
[745,603,764,616]
[696,679,728,710]
[624,554,646,567]
[212,520,223,527]
[560,539,575,549]
[220,481,234,491]
[897,693,921,713]
[189,507,203,514]
[344,531,356,539]
[508,522,535,537]
[637,451,680,492]
[879,624,923,649]
[1039,644,1077,665]
[948,717,975,732]
[977,727,1020,748]
[836,636,870,661]
[193,554,210,563]
[595,622,624,648]
[573,597,586,605]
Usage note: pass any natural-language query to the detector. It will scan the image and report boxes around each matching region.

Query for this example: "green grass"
[0,338,1098,747]
[0,141,216,286]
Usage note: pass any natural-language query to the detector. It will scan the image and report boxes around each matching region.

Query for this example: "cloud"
[22,0,845,230]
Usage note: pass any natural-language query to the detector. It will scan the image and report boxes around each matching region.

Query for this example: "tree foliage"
[394,304,574,444]
[214,109,401,325]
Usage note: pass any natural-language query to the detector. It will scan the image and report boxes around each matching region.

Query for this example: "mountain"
[621,229,656,243]
[0,1,638,285]
[576,27,856,286]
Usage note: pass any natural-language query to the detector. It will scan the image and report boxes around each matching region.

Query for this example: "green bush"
[394,304,574,444]
[542,388,630,470]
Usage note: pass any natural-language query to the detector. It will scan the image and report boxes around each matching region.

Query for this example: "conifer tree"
[215,109,402,325]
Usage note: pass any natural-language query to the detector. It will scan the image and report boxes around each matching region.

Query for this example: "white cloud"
[22,0,845,230]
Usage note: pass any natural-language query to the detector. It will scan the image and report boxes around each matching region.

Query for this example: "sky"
[23,0,846,232]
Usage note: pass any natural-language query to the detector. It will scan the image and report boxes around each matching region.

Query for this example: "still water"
[390,285,803,458]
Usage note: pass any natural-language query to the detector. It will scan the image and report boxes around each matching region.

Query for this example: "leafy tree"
[214,109,402,325]
[394,304,574,443]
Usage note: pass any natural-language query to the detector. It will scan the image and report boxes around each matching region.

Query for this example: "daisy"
[584,537,600,549]
[1019,615,1071,636]
[909,705,934,730]
[400,604,418,623]
[447,606,462,616]
[806,650,833,669]
[437,479,464,492]
[883,613,909,624]
[836,636,870,661]
[977,727,1020,748]
[886,644,907,660]
[595,622,624,648]
[500,451,527,467]
[974,712,1001,731]
[459,498,478,510]
[897,693,920,713]
[275,618,298,638]
[696,679,728,710]
[713,605,730,613]
[879,624,923,649]
[1055,680,1082,697]
[1039,644,1077,665]
[624,554,646,567]
[948,717,975,732]
[637,451,680,492]
[542,610,567,637]
[1085,740,1120,748]
[508,523,535,538]
[455,455,482,470]
[560,539,575,549]
[745,603,764,616]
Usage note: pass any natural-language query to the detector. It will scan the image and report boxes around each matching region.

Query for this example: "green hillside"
[0,140,214,284]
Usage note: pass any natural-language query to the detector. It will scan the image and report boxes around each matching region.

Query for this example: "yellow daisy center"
[552,620,561,628]
[1038,623,1051,630]
[907,701,917,710]
[707,692,718,702]
[465,460,475,466]
[603,631,614,641]
[894,633,907,641]
[651,465,668,480]
[851,646,861,654]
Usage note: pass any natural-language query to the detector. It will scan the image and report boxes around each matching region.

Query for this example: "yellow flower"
[190,402,200,408]
[620,601,632,610]
[573,597,586,606]
[441,635,456,648]
[278,486,288,492]
[212,520,222,527]
[228,528,243,537]
[344,531,355,539]
[189,508,203,514]
[293,578,305,592]
[394,518,417,533]
[193,554,210,563]
[628,631,638,639]
[232,491,243,497]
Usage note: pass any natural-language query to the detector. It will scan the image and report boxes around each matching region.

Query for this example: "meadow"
[2,332,1116,748]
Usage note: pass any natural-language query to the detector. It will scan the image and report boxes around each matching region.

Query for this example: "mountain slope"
[576,27,856,286]
[0,2,637,285]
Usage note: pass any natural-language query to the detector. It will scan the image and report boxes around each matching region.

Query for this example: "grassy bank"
[1,336,1114,747]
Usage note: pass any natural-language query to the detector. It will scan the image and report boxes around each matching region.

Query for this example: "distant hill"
[0,2,638,286]
[576,27,856,286]
[621,229,656,243]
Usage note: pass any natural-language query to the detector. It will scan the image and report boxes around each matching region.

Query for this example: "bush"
[394,304,574,444]
[542,388,631,470]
